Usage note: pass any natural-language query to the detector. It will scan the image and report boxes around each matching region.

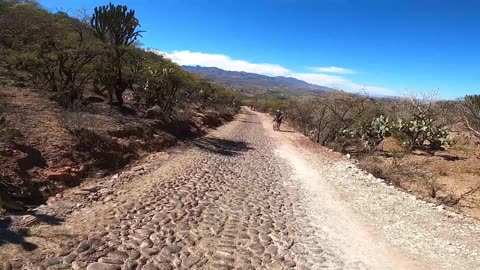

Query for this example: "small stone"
[64,254,77,264]
[140,239,153,249]
[297,265,311,270]
[165,244,182,254]
[182,255,200,268]
[76,242,91,253]
[141,263,158,270]
[267,262,283,270]
[123,260,137,270]
[108,250,129,260]
[155,263,172,270]
[141,247,160,256]
[71,261,87,269]
[86,262,121,270]
[248,243,265,253]
[98,257,124,264]
[128,250,141,260]
[46,257,61,266]
[154,253,170,263]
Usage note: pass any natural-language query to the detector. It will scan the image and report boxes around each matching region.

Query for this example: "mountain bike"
[273,120,281,131]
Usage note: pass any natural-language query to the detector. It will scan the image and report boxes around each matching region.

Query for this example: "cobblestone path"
[13,110,329,269]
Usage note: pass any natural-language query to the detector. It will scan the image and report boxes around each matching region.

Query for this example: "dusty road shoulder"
[257,110,480,270]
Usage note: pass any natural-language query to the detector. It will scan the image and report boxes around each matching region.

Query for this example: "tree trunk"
[115,87,123,106]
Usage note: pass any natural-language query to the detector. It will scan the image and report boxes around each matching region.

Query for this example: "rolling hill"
[182,65,333,97]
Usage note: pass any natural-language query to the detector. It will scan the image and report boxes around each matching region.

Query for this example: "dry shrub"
[440,185,480,207]
[358,155,386,179]
[288,92,368,145]
[417,172,441,199]
[359,151,442,198]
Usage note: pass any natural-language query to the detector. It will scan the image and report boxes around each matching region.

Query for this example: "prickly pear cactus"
[392,114,452,151]
[360,115,392,152]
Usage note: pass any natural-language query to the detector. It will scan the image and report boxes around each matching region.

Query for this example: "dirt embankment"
[0,86,235,213]
[356,136,480,219]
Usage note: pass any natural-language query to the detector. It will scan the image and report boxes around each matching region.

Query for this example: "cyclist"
[273,110,283,131]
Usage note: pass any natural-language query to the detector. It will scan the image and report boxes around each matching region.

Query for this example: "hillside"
[182,65,333,97]
[0,1,238,213]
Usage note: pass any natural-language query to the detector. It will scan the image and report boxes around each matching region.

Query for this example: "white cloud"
[153,50,290,76]
[290,73,396,96]
[154,49,396,96]
[309,66,356,74]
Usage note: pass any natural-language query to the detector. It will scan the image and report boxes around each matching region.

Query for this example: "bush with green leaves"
[0,2,101,107]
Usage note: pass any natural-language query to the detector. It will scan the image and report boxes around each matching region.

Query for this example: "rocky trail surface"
[1,108,480,270]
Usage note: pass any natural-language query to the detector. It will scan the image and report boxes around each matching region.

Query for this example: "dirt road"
[2,108,480,269]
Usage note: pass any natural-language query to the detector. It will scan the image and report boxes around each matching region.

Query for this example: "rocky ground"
[1,108,479,269]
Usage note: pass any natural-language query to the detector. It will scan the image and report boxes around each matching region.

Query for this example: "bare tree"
[407,90,439,118]
[462,95,480,138]
[288,92,367,146]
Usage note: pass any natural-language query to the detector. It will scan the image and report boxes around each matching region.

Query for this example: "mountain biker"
[274,109,283,130]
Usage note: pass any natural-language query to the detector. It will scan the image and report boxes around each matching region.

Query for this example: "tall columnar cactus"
[91,3,142,106]
[91,3,141,46]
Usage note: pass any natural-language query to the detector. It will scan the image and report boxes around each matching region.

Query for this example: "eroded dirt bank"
[0,86,234,213]
[1,108,479,269]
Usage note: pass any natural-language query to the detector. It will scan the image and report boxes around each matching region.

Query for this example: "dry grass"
[359,145,480,219]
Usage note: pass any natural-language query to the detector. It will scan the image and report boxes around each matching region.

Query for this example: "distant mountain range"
[182,65,333,97]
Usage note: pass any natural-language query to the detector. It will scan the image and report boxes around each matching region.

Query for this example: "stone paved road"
[7,109,328,269]
[2,108,479,270]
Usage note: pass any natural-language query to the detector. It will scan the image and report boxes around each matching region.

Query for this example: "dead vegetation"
[255,90,480,218]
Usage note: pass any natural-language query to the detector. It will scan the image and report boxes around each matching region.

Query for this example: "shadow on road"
[0,212,64,251]
[238,120,261,124]
[193,137,254,156]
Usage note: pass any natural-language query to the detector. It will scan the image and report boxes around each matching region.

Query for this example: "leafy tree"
[35,13,101,107]
[0,1,54,70]
[0,2,101,107]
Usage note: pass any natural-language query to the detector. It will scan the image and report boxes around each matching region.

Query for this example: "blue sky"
[38,0,480,98]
